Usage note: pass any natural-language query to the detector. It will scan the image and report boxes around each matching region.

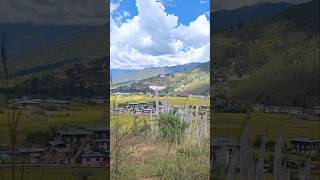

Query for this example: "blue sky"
[112,0,209,25]
[110,0,210,69]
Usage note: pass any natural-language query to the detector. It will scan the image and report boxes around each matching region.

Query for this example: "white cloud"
[110,0,122,14]
[200,0,208,4]
[111,0,209,69]
[123,11,130,17]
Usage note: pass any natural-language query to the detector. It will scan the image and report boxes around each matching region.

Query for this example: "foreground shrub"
[157,113,188,143]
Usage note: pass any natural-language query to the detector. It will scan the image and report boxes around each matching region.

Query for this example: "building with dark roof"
[291,138,320,155]
[80,149,107,166]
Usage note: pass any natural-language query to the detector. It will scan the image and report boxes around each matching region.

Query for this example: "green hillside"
[113,62,210,96]
[11,57,108,98]
[213,0,319,108]
[114,67,167,84]
[7,25,108,76]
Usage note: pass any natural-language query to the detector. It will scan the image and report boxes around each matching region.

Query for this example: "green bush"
[157,113,188,143]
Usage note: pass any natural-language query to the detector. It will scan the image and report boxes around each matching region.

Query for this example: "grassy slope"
[179,62,210,95]
[214,0,319,107]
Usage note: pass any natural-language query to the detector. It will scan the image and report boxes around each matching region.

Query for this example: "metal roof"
[57,128,92,135]
[19,148,45,153]
[92,126,110,132]
[211,138,237,146]
[81,151,104,158]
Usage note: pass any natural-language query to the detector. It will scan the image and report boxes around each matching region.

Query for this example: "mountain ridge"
[212,2,292,31]
[111,62,201,84]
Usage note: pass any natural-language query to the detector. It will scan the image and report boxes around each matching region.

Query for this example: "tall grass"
[111,92,147,179]
[0,32,24,180]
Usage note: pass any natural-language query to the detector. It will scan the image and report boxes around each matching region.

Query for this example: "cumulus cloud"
[0,0,108,25]
[111,0,210,69]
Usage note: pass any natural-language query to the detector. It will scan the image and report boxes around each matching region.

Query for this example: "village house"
[253,104,266,112]
[53,147,72,164]
[127,102,139,109]
[94,139,109,150]
[264,106,282,113]
[57,129,92,143]
[313,106,320,117]
[289,114,308,120]
[111,107,126,113]
[138,102,148,109]
[85,97,106,105]
[19,147,45,164]
[48,139,65,148]
[8,98,69,111]
[143,108,153,114]
[92,126,109,140]
[47,126,109,165]
[135,109,143,114]
[80,149,107,166]
[291,138,320,155]
[9,99,41,110]
[288,107,304,115]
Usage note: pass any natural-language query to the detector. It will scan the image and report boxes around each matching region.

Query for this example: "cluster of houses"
[82,97,107,105]
[6,96,108,111]
[8,98,69,111]
[213,95,320,119]
[291,138,320,155]
[111,102,154,114]
[111,101,209,115]
[252,104,320,119]
[0,126,109,166]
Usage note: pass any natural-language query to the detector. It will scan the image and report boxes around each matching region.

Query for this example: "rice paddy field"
[211,112,320,144]
[0,103,108,144]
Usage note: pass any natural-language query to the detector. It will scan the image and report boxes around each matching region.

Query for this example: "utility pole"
[155,87,159,116]
[149,84,165,117]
